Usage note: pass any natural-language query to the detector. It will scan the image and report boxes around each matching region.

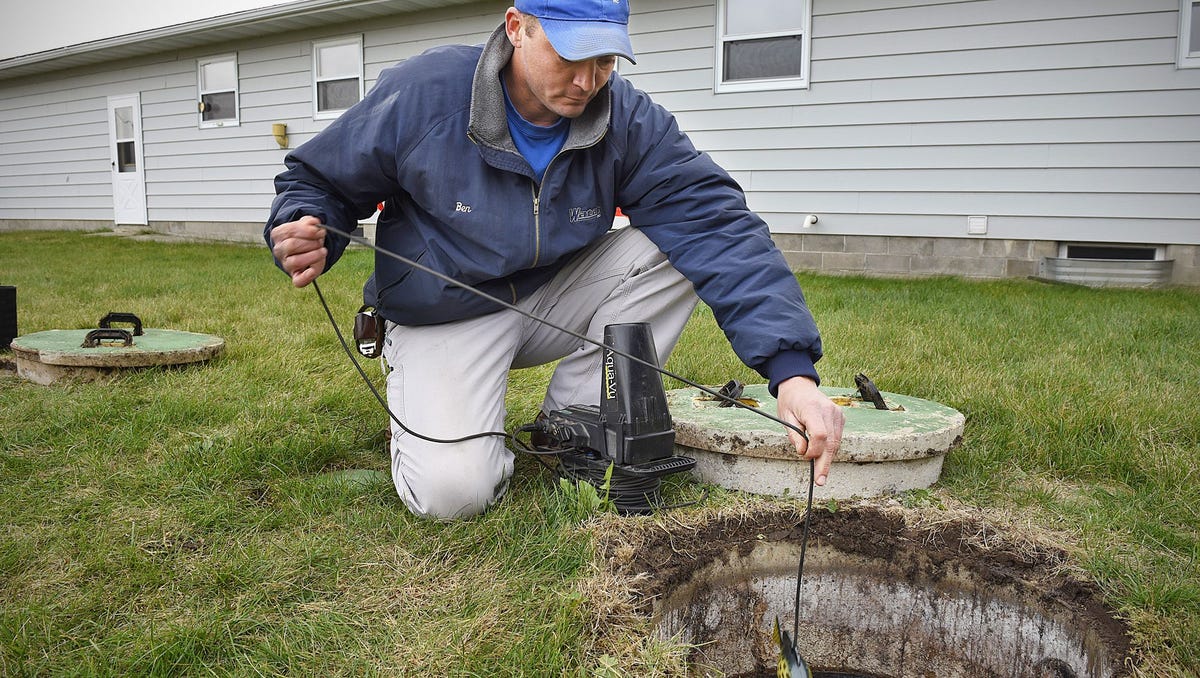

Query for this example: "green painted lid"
[11,328,224,368]
[667,384,965,462]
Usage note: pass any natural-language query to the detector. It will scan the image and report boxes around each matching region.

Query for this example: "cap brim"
[538,18,637,64]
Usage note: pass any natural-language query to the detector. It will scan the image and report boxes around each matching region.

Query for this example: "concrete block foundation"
[774,233,1200,286]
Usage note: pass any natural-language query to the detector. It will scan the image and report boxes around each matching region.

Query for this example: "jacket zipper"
[530,183,541,268]
[516,128,609,270]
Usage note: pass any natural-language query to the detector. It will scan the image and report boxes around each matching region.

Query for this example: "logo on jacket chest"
[569,206,603,223]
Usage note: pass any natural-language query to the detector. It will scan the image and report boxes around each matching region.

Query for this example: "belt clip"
[353,305,384,359]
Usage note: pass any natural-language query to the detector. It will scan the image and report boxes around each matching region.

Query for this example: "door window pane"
[114,106,135,139]
[117,141,137,172]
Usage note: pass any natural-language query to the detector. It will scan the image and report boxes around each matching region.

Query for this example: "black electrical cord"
[312,228,816,650]
[313,278,527,448]
[557,452,661,515]
[329,229,811,443]
[793,457,815,651]
[313,278,683,512]
[552,449,711,515]
[313,229,812,512]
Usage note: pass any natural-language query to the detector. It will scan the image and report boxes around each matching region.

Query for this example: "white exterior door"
[107,94,148,225]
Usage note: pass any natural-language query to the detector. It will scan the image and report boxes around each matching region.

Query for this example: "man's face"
[505,10,618,126]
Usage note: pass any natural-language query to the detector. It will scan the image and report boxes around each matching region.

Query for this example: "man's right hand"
[271,215,328,288]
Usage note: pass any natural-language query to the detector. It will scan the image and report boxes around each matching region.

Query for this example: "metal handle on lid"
[854,373,890,410]
[81,328,134,348]
[98,312,143,336]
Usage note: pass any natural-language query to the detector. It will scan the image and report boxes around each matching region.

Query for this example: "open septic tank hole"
[604,504,1131,678]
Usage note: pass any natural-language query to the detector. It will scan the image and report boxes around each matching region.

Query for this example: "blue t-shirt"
[501,80,569,184]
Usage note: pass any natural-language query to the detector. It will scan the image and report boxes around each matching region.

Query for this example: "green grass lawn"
[1,230,1197,676]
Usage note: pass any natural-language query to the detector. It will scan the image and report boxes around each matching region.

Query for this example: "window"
[1180,0,1200,68]
[198,54,239,127]
[1060,243,1163,261]
[716,0,811,92]
[114,106,138,172]
[313,36,364,119]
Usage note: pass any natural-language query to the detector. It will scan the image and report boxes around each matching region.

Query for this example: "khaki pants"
[381,227,698,519]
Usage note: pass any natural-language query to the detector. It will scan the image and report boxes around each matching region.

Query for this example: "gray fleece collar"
[468,24,611,154]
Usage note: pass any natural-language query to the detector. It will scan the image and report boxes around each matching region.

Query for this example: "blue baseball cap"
[514,0,637,64]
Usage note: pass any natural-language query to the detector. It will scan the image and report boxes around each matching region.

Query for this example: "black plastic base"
[556,450,694,515]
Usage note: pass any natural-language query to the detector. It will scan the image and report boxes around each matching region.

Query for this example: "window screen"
[1191,1,1200,52]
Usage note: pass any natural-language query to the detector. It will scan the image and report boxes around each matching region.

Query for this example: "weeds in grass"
[554,463,615,524]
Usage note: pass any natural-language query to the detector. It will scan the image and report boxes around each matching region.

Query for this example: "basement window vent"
[1064,244,1158,261]
[1041,243,1172,287]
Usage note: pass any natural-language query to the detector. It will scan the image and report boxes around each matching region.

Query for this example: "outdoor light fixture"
[272,122,289,149]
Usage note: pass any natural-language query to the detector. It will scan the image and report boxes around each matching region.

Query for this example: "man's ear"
[504,8,524,47]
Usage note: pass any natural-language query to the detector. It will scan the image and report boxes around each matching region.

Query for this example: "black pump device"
[537,323,696,485]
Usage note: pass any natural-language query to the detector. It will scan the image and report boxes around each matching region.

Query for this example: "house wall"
[0,2,507,235]
[1,0,1197,284]
[619,0,1200,283]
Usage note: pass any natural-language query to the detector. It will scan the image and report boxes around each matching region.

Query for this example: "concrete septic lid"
[667,384,965,500]
[11,328,224,385]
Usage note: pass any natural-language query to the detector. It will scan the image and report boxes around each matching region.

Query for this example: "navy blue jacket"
[267,25,823,390]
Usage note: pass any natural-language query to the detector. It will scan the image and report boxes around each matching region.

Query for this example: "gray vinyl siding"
[623,0,1200,245]
[0,53,283,223]
[1,0,1196,247]
[0,3,503,226]
[0,76,113,221]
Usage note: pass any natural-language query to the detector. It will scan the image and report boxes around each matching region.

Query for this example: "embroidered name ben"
[455,201,472,213]
[569,206,603,223]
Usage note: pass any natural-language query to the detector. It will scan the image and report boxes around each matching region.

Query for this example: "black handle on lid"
[98,312,143,336]
[82,328,133,348]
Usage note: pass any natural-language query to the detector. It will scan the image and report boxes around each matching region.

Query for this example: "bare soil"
[596,502,1132,677]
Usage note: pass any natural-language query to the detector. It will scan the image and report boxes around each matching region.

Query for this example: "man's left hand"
[776,376,844,487]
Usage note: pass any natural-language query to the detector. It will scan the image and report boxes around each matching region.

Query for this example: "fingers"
[813,446,834,487]
[815,406,845,486]
[784,413,809,457]
[776,376,846,488]
[804,406,844,486]
[783,416,833,487]
[800,420,830,486]
[288,256,326,287]
[272,214,325,244]
[271,216,327,287]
